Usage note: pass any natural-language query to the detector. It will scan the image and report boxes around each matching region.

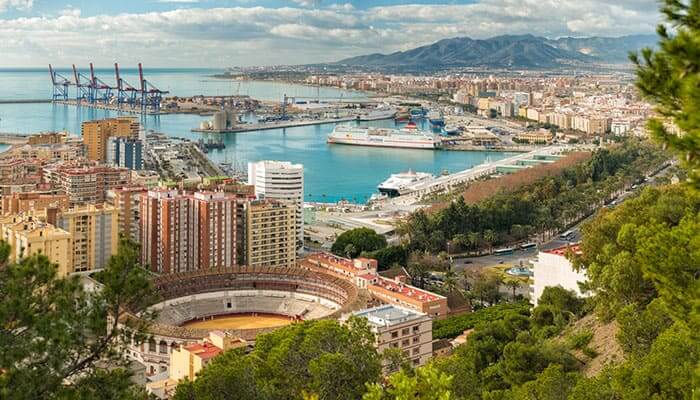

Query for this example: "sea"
[0,68,515,203]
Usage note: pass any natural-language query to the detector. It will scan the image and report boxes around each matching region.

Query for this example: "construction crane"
[90,63,116,104]
[114,63,139,109]
[72,64,93,103]
[139,63,169,113]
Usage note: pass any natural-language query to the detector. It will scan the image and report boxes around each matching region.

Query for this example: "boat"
[395,107,410,121]
[358,108,397,121]
[443,125,461,135]
[427,110,445,127]
[327,124,441,149]
[409,107,426,119]
[377,170,435,197]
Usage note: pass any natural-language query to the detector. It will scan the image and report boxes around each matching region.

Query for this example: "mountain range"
[336,34,657,70]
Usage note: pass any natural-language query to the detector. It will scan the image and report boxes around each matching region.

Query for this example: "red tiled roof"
[545,244,582,256]
[184,342,222,361]
[371,276,442,302]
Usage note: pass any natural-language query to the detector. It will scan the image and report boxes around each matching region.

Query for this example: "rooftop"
[183,342,222,361]
[545,244,582,256]
[353,304,425,327]
[371,275,444,302]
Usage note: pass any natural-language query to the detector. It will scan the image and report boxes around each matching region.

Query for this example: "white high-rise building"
[248,160,304,250]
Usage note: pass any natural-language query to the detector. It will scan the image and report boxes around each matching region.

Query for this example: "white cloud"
[0,0,661,67]
[0,0,32,12]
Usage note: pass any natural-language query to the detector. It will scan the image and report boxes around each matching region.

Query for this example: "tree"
[363,364,453,400]
[443,269,458,294]
[176,318,382,400]
[472,273,502,306]
[483,229,498,253]
[632,0,700,187]
[331,228,387,258]
[0,238,154,399]
[503,279,521,300]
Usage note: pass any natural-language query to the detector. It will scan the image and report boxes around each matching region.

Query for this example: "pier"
[191,116,360,134]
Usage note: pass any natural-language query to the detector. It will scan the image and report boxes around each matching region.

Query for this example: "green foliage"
[0,238,153,400]
[632,0,700,187]
[363,364,453,400]
[363,245,409,270]
[538,286,584,317]
[331,228,387,258]
[616,299,672,357]
[567,330,593,350]
[403,140,666,253]
[575,185,700,321]
[174,318,381,400]
[432,302,530,339]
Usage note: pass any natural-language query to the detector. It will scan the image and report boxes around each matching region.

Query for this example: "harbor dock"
[191,116,360,134]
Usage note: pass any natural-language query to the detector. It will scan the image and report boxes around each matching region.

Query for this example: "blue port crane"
[89,63,116,104]
[138,63,169,113]
[48,64,71,101]
[114,63,139,109]
[72,64,94,103]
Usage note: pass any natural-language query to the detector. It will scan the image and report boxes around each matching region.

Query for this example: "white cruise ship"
[327,123,441,149]
[377,170,435,197]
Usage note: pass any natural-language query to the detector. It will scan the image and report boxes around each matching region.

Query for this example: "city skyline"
[0,0,660,68]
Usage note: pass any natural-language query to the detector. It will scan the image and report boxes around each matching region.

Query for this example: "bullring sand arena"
[181,313,294,330]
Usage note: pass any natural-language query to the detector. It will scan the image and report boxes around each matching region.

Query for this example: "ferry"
[377,170,435,197]
[358,108,398,121]
[327,123,441,149]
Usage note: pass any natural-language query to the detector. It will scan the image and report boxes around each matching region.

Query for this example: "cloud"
[0,0,661,67]
[0,0,32,12]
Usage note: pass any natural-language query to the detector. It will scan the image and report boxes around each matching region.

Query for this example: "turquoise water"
[0,69,514,203]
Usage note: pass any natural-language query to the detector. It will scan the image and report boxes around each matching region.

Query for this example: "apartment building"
[244,199,296,269]
[106,137,144,170]
[530,244,589,306]
[106,186,147,243]
[1,192,69,216]
[54,204,119,274]
[352,305,433,371]
[82,117,139,162]
[248,160,304,249]
[0,215,72,277]
[45,165,131,206]
[141,189,246,274]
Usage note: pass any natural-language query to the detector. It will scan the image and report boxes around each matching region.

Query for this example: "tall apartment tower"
[54,204,119,274]
[247,160,304,250]
[82,117,139,162]
[141,189,194,274]
[140,189,242,274]
[106,186,147,243]
[244,199,296,269]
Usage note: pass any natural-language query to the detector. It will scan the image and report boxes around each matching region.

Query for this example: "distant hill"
[336,34,656,70]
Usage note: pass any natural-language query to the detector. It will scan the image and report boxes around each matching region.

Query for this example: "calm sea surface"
[0,68,514,202]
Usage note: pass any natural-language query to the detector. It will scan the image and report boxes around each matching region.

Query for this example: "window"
[391,331,398,339]
[412,326,419,333]
[402,339,410,346]
[402,328,410,335]
[413,348,420,355]
[413,359,420,366]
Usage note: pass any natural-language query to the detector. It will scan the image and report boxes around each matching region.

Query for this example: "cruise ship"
[328,123,441,149]
[377,170,435,197]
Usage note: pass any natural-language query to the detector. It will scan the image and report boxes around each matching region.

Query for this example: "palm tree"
[467,232,481,252]
[504,278,522,300]
[483,229,497,253]
[443,269,458,294]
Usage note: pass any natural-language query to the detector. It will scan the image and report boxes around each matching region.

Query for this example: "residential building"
[0,215,72,277]
[106,186,147,243]
[248,160,304,249]
[106,137,143,170]
[1,192,69,216]
[245,199,297,268]
[54,204,119,273]
[44,164,131,206]
[82,117,139,162]
[351,305,433,370]
[141,189,245,274]
[530,245,588,306]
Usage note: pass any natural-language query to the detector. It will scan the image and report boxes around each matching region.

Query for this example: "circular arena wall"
[123,265,359,376]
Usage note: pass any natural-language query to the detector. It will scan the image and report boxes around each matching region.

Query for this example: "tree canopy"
[0,238,153,400]
[331,228,387,258]
[174,318,382,400]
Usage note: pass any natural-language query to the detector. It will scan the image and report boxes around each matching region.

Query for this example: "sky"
[0,0,661,68]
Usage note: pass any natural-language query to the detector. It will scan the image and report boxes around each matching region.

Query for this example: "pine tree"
[632,0,700,187]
